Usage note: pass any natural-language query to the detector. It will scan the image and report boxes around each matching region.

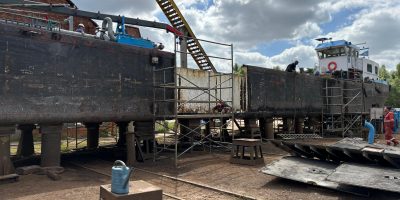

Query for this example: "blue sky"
[320,8,363,34]
[258,7,363,58]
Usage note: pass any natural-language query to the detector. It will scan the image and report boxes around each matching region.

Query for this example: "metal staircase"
[156,0,216,72]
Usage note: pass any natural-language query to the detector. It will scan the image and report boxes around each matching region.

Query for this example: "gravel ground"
[1,140,400,200]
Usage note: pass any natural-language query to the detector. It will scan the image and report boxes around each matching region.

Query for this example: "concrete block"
[16,165,41,175]
[100,180,162,200]
[0,174,19,184]
[39,166,65,175]
[46,170,62,181]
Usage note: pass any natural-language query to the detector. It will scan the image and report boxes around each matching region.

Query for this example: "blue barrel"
[111,160,132,194]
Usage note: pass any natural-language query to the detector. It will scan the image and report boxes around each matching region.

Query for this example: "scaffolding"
[153,35,234,166]
[322,79,364,137]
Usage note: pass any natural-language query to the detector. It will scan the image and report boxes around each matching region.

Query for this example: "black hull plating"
[245,65,389,117]
[0,22,389,125]
[0,22,175,125]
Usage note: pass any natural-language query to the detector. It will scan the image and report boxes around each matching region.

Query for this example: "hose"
[101,17,116,41]
[364,120,375,144]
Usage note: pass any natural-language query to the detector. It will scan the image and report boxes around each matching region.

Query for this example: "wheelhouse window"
[367,64,373,73]
[317,47,346,59]
[375,66,378,74]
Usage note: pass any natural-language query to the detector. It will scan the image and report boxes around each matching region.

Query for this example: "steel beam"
[179,29,188,68]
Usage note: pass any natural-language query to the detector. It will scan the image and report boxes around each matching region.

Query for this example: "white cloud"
[292,22,322,40]
[324,3,400,69]
[71,0,400,71]
[233,45,317,69]
[177,0,329,48]
[74,0,158,20]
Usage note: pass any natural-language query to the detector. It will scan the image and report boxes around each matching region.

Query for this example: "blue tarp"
[395,110,400,134]
[315,40,359,50]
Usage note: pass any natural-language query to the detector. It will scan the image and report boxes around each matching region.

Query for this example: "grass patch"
[10,137,116,155]
[155,120,175,133]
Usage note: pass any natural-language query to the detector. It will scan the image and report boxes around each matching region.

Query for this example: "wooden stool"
[230,139,264,165]
[100,180,162,200]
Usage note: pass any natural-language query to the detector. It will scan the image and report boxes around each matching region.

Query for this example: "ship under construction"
[0,0,393,195]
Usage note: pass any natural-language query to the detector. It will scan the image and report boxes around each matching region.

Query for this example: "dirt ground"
[1,140,400,200]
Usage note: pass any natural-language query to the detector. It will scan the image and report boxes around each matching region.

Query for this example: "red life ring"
[327,61,337,71]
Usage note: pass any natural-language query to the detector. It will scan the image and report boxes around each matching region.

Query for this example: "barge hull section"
[0,23,175,124]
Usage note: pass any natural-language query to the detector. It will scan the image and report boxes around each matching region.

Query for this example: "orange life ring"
[328,61,337,71]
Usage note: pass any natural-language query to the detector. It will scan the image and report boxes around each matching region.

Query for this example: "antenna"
[354,42,367,46]
[315,37,332,43]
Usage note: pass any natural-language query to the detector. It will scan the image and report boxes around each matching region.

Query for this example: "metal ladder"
[156,0,216,72]
[322,79,364,137]
[341,83,363,136]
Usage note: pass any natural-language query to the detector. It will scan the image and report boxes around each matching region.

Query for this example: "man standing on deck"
[384,106,399,146]
[76,23,85,34]
[285,60,299,72]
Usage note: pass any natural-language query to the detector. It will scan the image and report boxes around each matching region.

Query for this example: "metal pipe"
[101,17,116,41]
[0,2,181,34]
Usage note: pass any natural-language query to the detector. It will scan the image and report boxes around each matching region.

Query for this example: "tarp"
[315,40,359,50]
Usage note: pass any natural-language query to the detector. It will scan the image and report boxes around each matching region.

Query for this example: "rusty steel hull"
[0,22,175,125]
[245,66,323,117]
[244,65,389,117]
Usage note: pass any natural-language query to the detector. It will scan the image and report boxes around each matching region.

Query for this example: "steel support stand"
[0,126,16,176]
[85,123,100,149]
[16,124,35,157]
[40,124,62,167]
[126,129,136,166]
[116,122,128,147]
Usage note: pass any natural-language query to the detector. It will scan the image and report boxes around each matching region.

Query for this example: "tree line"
[379,63,400,107]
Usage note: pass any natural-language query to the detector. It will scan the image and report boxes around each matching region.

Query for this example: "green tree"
[386,78,400,107]
[396,63,400,78]
[306,68,315,74]
[385,63,400,107]
[379,65,390,80]
[233,63,244,76]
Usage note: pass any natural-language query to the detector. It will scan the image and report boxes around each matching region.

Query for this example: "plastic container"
[111,160,133,194]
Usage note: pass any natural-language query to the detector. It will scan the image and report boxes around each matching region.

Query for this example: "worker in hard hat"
[212,100,231,113]
[384,106,399,146]
[285,60,299,72]
[76,23,85,33]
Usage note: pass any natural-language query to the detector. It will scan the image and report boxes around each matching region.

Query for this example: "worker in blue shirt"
[76,23,85,33]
